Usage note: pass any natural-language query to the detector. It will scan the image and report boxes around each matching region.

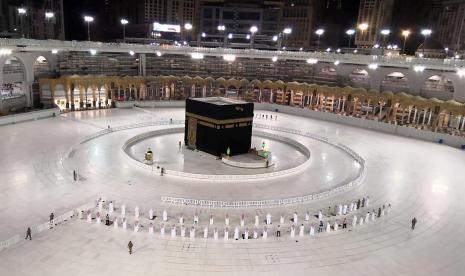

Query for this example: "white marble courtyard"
[0,107,464,276]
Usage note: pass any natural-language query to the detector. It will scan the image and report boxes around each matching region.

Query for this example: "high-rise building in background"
[355,0,394,48]
[199,0,317,48]
[0,0,65,40]
[436,0,465,52]
[280,0,318,48]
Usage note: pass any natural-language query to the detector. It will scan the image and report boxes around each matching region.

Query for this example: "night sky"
[62,0,432,51]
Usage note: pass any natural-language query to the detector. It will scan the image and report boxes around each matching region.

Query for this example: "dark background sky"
[62,0,433,51]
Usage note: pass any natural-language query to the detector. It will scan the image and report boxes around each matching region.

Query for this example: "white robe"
[299,225,304,236]
[290,226,295,237]
[318,211,323,221]
[179,216,184,224]
[134,206,139,219]
[326,222,331,232]
[123,220,127,229]
[113,218,118,229]
[214,229,218,239]
[149,209,153,220]
[171,227,176,237]
[255,215,259,226]
[309,226,315,236]
[338,205,343,215]
[263,230,268,239]
[210,217,214,225]
[234,227,239,240]
[87,213,92,223]
[121,205,126,217]
[352,216,357,227]
[253,229,258,239]
[334,222,339,231]
[225,217,230,226]
[280,216,285,224]
[204,227,208,238]
[162,210,168,222]
[109,203,114,214]
[305,212,310,221]
[180,227,186,237]
[190,228,195,238]
[149,225,154,234]
[160,225,165,235]
[343,204,348,215]
[222,229,227,240]
[266,214,271,225]
[293,213,298,224]
[244,230,249,239]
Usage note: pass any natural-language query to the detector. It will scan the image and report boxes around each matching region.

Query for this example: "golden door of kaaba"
[187,117,197,148]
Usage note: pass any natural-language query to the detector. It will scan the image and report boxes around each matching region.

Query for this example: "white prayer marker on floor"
[121,205,126,217]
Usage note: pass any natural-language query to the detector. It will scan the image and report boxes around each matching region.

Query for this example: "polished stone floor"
[0,107,464,276]
[125,133,309,174]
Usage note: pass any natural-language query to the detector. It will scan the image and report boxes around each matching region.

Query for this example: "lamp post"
[346,29,355,48]
[250,25,258,49]
[421,29,432,55]
[217,24,226,47]
[282,27,292,49]
[17,7,26,38]
[315,28,324,51]
[84,16,94,41]
[380,29,390,55]
[401,30,410,55]
[184,23,193,45]
[121,19,128,42]
[358,23,368,47]
[44,11,54,39]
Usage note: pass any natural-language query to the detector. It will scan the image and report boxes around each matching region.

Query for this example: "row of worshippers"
[92,195,373,227]
[81,202,391,239]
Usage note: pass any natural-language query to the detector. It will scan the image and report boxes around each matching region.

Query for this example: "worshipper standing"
[377,207,382,218]
[342,218,347,229]
[25,227,32,240]
[105,214,110,226]
[411,217,417,230]
[49,213,54,223]
[128,241,133,255]
[276,225,281,237]
[73,170,77,181]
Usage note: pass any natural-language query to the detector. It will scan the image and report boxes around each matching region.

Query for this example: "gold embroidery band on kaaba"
[186,112,253,125]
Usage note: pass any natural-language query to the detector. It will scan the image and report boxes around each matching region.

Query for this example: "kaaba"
[184,97,254,157]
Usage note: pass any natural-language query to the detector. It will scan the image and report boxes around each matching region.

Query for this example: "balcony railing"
[1,38,464,71]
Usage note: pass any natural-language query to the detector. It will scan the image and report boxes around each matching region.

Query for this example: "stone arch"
[381,72,410,93]
[54,84,67,109]
[420,75,454,101]
[2,56,27,83]
[33,55,51,79]
[349,68,371,90]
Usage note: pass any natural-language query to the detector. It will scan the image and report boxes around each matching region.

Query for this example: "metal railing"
[0,201,95,252]
[1,38,463,71]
